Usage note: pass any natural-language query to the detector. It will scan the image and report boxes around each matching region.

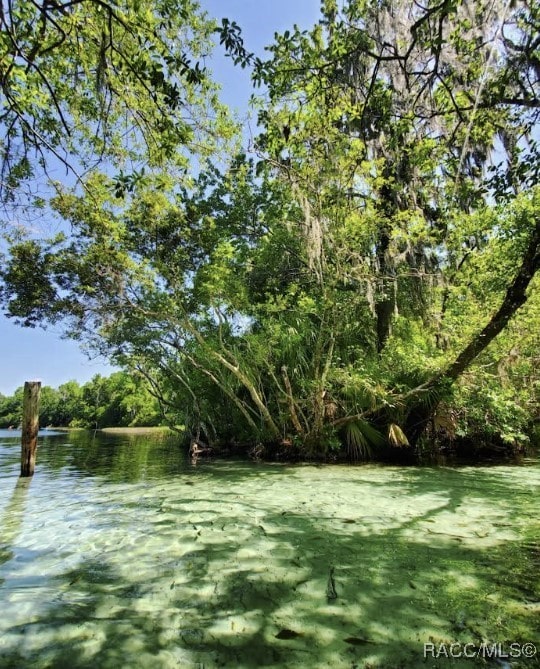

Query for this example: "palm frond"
[344,419,385,460]
[415,385,441,410]
[388,423,410,448]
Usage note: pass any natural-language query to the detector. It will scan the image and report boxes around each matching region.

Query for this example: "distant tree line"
[0,373,164,429]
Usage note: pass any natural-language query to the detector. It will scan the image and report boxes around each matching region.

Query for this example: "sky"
[0,0,322,396]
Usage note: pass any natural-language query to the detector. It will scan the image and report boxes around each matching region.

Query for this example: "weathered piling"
[21,381,41,477]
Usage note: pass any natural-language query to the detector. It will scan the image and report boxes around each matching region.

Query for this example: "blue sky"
[0,0,321,396]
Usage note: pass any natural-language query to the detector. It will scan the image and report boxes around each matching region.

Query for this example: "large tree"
[247,0,540,448]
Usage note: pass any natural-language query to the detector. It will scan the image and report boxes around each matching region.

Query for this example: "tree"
[0,374,163,427]
[56,380,84,425]
[0,386,24,426]
[0,0,231,207]
[80,372,162,427]
[247,0,540,449]
[0,1,238,430]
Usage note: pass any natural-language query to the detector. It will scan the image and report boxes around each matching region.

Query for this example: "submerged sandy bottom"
[0,436,538,668]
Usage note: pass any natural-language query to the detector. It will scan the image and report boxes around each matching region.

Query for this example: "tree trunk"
[375,226,395,354]
[405,220,540,445]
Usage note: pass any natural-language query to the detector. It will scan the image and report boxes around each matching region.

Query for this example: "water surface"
[0,431,538,668]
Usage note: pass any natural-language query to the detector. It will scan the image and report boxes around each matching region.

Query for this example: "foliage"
[0,0,232,206]
[0,0,539,458]
[0,372,162,428]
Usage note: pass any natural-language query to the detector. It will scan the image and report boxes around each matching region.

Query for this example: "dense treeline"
[0,0,538,459]
[0,373,164,429]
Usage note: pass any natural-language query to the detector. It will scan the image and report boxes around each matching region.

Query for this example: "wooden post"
[21,381,41,477]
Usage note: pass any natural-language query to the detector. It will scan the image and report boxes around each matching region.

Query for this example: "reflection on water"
[0,432,538,668]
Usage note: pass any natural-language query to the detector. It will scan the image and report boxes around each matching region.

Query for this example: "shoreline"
[99,426,174,435]
[5,426,535,465]
[45,426,175,436]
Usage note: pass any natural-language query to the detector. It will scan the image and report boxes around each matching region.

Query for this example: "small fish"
[275,629,301,640]
[326,566,337,600]
[344,637,371,646]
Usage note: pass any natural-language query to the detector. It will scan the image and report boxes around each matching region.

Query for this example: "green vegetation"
[0,372,164,428]
[0,0,538,459]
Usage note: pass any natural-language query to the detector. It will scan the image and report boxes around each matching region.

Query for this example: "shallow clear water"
[0,431,538,668]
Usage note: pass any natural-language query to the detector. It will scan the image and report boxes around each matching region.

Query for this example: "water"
[0,430,538,668]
